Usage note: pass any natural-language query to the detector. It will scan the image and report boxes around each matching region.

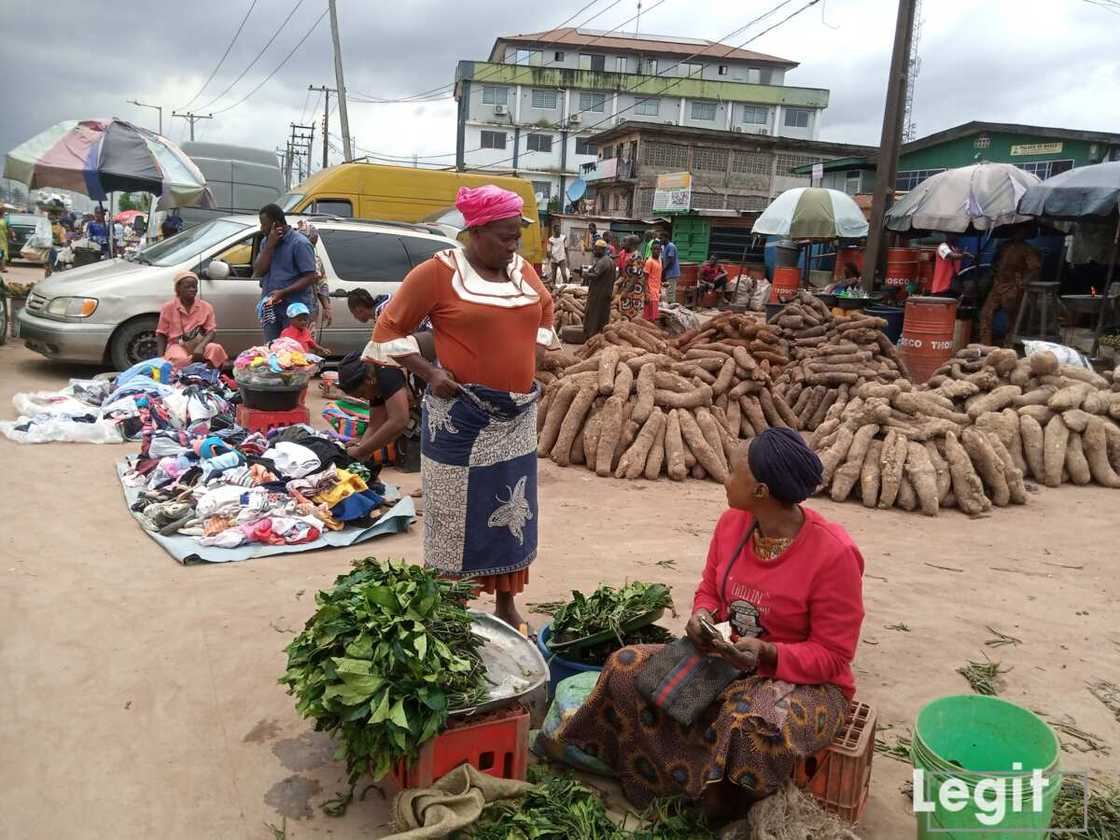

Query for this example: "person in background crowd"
[253,203,318,342]
[980,227,1042,346]
[113,218,125,250]
[335,351,412,470]
[560,428,863,817]
[602,230,618,258]
[160,216,178,240]
[132,214,147,237]
[659,230,680,306]
[617,235,646,321]
[931,239,965,296]
[347,288,436,363]
[547,223,570,285]
[87,207,110,256]
[45,214,66,276]
[297,220,332,333]
[643,240,663,321]
[367,184,555,630]
[698,255,729,299]
[346,288,378,324]
[584,222,599,251]
[582,238,617,337]
[155,271,229,369]
[280,302,332,356]
[0,205,12,272]
[642,229,657,260]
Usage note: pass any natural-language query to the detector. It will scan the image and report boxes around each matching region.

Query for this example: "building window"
[974,134,991,150]
[635,97,660,116]
[895,168,946,191]
[845,170,862,195]
[575,137,595,155]
[641,57,658,75]
[642,141,688,169]
[554,51,565,62]
[509,48,542,66]
[718,65,728,75]
[731,150,770,175]
[775,153,820,175]
[784,108,811,129]
[690,100,718,121]
[531,88,558,109]
[1017,159,1074,179]
[531,181,552,201]
[527,133,553,153]
[579,92,606,113]
[480,130,506,150]
[741,105,769,125]
[481,85,509,106]
[579,53,606,72]
[759,68,773,84]
[683,62,704,77]
[694,148,729,171]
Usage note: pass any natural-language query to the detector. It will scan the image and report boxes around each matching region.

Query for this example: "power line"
[196,0,306,113]
[175,0,260,110]
[209,10,328,116]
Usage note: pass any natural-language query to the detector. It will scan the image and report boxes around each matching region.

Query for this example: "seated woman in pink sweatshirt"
[560,427,864,817]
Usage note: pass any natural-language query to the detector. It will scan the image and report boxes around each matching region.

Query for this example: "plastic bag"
[1022,340,1091,369]
[0,415,124,444]
[530,672,614,777]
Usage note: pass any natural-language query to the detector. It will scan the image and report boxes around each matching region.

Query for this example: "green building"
[793,121,1120,193]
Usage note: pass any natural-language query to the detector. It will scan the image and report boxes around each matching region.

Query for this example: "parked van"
[19,214,459,369]
[278,163,545,266]
[149,142,284,233]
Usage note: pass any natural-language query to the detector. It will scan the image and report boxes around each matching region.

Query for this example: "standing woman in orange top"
[366,186,556,629]
[643,240,663,321]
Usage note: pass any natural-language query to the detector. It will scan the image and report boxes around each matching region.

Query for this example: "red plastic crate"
[236,404,311,434]
[794,699,877,823]
[383,705,530,794]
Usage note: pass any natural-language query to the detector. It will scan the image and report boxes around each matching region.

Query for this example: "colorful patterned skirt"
[558,645,847,808]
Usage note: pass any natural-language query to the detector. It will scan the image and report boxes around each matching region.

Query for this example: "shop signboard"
[652,172,692,213]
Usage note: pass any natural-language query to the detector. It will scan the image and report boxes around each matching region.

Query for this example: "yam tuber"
[943,431,991,515]
[644,411,669,481]
[967,385,1022,420]
[612,363,635,401]
[678,409,729,483]
[594,396,625,477]
[582,403,604,473]
[962,427,1010,506]
[923,440,952,502]
[878,431,909,509]
[1019,414,1045,483]
[742,395,769,436]
[1029,351,1059,376]
[1042,415,1070,488]
[895,475,918,511]
[904,441,940,516]
[985,432,1027,505]
[820,426,856,488]
[860,439,883,508]
[1083,419,1120,488]
[655,384,714,410]
[538,382,579,457]
[695,408,730,476]
[632,363,657,424]
[712,358,736,397]
[1048,383,1092,412]
[665,410,688,481]
[830,424,879,502]
[597,347,621,396]
[1018,404,1054,425]
[1064,432,1092,486]
[551,386,597,467]
[617,409,666,479]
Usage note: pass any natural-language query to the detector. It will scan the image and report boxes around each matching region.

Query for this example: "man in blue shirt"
[253,203,318,342]
[87,207,110,256]
[659,230,680,305]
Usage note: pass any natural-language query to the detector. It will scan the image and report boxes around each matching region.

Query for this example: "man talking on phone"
[253,203,318,342]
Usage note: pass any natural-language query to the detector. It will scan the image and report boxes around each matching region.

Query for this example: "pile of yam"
[551,284,619,333]
[674,311,790,368]
[814,345,1120,516]
[769,292,907,431]
[536,332,802,483]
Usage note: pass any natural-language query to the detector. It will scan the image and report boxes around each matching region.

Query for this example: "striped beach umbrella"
[3,118,212,208]
[752,187,869,240]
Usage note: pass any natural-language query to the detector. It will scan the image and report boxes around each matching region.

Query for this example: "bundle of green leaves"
[280,558,488,782]
[550,582,674,647]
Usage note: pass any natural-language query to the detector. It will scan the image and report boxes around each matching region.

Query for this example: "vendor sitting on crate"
[559,428,865,819]
[156,271,230,369]
[335,351,411,467]
[698,256,730,296]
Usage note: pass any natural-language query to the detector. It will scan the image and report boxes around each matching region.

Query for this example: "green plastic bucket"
[911,695,1061,839]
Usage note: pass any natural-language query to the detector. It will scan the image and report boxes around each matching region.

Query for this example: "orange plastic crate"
[794,699,877,823]
[383,705,530,793]
[235,404,310,434]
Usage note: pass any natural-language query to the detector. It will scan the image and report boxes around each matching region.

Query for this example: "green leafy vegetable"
[280,557,488,783]
[550,582,674,646]
[561,624,675,667]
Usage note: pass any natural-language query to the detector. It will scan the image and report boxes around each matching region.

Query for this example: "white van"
[19,214,457,369]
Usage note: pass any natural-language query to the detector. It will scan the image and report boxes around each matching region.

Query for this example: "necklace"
[752,530,794,560]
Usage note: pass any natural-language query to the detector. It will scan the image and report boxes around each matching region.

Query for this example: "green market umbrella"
[752,187,869,240]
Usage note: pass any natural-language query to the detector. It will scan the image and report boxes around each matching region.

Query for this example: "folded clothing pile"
[233,337,320,389]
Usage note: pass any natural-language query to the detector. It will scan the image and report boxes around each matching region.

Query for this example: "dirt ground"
[1,267,1117,839]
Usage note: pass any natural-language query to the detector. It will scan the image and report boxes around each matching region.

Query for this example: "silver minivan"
[19,214,458,368]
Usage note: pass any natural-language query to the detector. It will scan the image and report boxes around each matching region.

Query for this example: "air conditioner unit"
[568,113,582,124]
[733,126,744,134]
[493,105,508,116]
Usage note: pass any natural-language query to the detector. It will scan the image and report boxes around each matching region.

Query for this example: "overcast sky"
[4,0,1120,176]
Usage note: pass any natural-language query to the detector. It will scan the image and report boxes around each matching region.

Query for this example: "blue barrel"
[866,305,904,344]
[536,624,602,697]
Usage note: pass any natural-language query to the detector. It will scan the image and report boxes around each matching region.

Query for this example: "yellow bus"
[279,163,545,266]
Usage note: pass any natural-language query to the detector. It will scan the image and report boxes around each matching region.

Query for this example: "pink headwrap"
[455,185,524,229]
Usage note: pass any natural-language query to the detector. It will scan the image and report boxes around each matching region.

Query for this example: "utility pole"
[308,85,336,170]
[128,100,163,135]
[861,0,918,292]
[171,111,213,141]
[288,123,316,188]
[327,0,353,162]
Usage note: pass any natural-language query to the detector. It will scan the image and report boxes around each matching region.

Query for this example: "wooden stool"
[1010,281,1061,344]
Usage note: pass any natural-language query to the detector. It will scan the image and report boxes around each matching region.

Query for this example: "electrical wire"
[210,10,328,116]
[175,0,259,110]
[196,0,305,113]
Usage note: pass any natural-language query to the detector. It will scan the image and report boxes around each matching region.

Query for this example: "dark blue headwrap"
[748,427,823,504]
[337,352,368,394]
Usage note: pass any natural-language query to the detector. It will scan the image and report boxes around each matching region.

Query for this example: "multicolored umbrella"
[752,187,869,240]
[2,119,212,208]
[113,209,145,223]
[885,163,1039,233]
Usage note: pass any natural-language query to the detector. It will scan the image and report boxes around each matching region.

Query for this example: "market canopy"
[1017,160,1120,219]
[2,118,212,209]
[751,187,869,240]
[885,162,1039,233]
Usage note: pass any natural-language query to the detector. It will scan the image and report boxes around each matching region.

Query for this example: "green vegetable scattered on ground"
[874,727,913,762]
[983,626,1022,647]
[550,582,674,646]
[957,658,1009,695]
[884,622,911,632]
[1088,680,1120,724]
[1050,776,1120,840]
[280,558,488,784]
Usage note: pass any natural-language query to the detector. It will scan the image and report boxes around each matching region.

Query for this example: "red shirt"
[692,507,865,698]
[280,324,314,351]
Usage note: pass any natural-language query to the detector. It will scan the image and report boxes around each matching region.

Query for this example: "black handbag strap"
[718,518,758,614]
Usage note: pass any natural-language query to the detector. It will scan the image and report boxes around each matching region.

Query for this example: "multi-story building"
[453,28,830,207]
[579,121,875,218]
